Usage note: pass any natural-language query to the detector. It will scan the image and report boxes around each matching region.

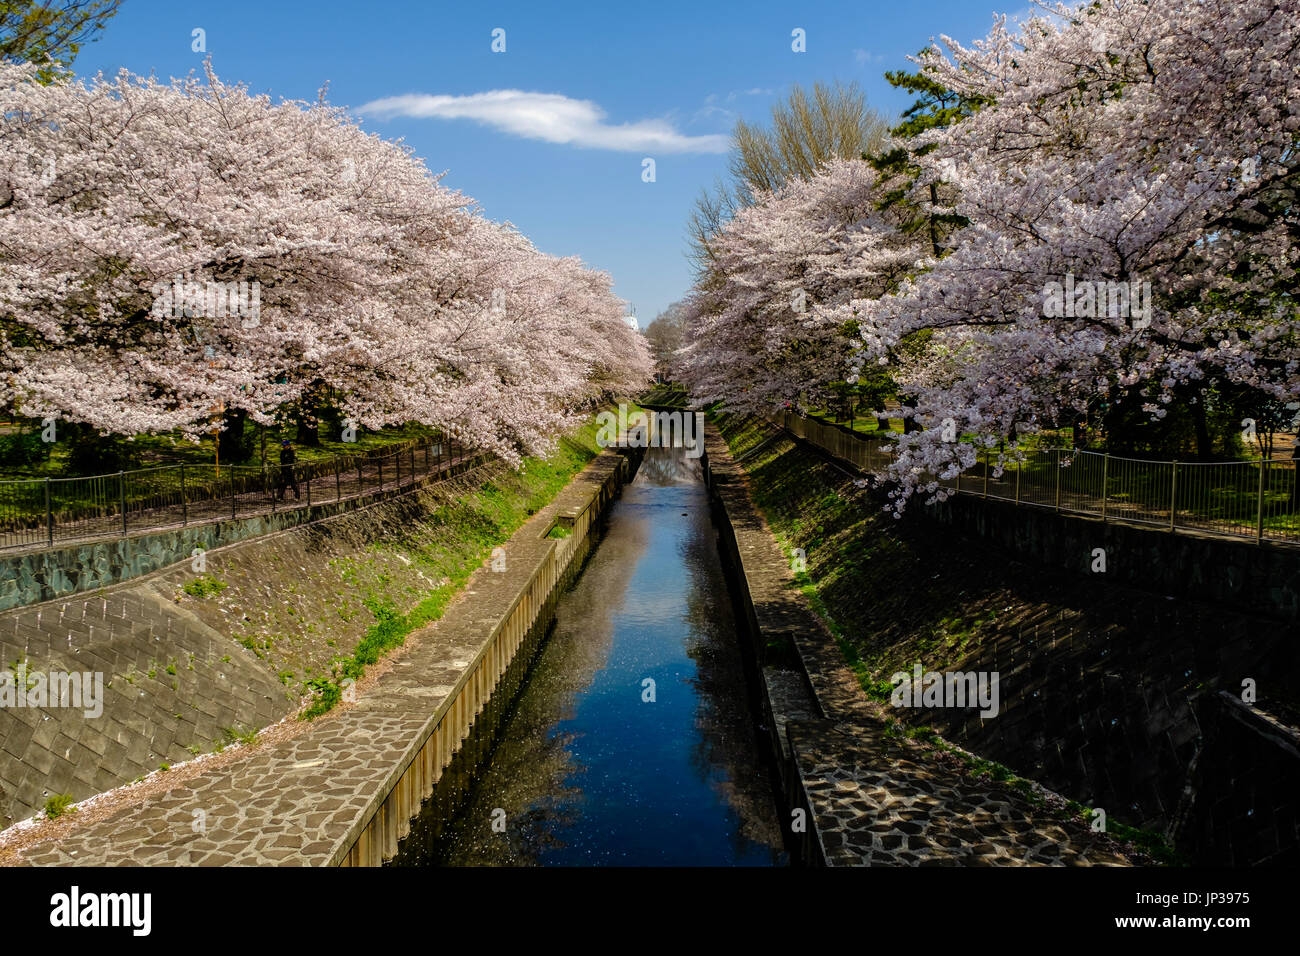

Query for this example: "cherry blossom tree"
[0,60,651,463]
[858,0,1300,507]
[682,0,1300,510]
[678,159,919,415]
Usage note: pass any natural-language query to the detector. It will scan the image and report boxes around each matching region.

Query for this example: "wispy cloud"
[689,88,774,126]
[358,90,729,154]
[853,49,885,65]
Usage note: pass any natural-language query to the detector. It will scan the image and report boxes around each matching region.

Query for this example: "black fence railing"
[778,412,1300,546]
[0,433,475,552]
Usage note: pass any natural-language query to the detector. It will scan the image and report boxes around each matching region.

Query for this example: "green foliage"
[0,426,51,468]
[0,0,122,82]
[181,575,227,598]
[43,793,75,818]
[870,64,987,257]
[218,725,258,747]
[1100,382,1253,460]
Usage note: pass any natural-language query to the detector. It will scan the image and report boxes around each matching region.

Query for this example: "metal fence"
[0,433,474,552]
[776,412,1300,546]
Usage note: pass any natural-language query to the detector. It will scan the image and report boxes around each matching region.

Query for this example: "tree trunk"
[902,405,921,434]
[217,407,251,463]
[1192,398,1212,462]
[295,398,321,447]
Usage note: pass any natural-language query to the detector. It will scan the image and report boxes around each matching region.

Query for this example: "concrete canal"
[392,443,787,866]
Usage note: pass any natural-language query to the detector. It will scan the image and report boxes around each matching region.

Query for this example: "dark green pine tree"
[869,61,989,258]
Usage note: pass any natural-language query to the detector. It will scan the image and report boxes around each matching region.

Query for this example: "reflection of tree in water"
[431,491,653,865]
[637,443,702,486]
[677,464,786,858]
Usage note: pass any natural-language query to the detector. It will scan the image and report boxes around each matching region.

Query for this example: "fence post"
[231,469,237,520]
[180,463,188,527]
[1014,457,1021,504]
[1101,454,1109,521]
[396,449,402,486]
[411,448,416,484]
[44,477,53,547]
[336,459,341,502]
[1257,458,1267,544]
[305,465,311,509]
[982,448,989,498]
[119,471,127,536]
[1055,448,1062,512]
[1169,462,1178,532]
[270,464,276,514]
[378,456,383,492]
[357,459,363,497]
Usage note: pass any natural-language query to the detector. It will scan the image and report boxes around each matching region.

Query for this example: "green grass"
[43,793,76,819]
[298,412,612,721]
[0,417,439,480]
[805,405,905,436]
[714,410,1181,865]
[639,383,690,409]
[181,575,227,598]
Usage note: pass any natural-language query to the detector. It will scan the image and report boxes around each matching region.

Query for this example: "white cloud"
[358,90,729,154]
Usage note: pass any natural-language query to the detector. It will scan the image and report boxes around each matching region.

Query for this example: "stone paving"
[705,422,1138,866]
[12,452,625,865]
[792,719,1128,865]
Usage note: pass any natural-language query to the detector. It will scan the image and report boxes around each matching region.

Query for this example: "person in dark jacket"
[276,439,299,501]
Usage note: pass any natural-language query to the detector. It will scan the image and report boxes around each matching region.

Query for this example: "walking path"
[0,443,471,554]
[705,421,1142,866]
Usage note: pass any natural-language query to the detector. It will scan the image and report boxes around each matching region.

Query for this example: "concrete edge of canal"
[332,448,640,866]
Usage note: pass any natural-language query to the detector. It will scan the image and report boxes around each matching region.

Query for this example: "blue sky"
[72,0,1032,326]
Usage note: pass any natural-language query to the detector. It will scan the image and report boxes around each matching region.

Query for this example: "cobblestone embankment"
[704,422,1138,866]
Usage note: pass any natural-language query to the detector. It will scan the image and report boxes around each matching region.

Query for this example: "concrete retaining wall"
[13,448,639,866]
[703,421,1144,867]
[925,494,1300,625]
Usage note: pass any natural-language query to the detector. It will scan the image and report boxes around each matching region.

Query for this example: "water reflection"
[406,443,785,866]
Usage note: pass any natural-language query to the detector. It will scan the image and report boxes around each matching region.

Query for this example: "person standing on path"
[276,439,299,501]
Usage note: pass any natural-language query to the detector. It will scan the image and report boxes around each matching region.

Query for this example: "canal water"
[394,443,787,866]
